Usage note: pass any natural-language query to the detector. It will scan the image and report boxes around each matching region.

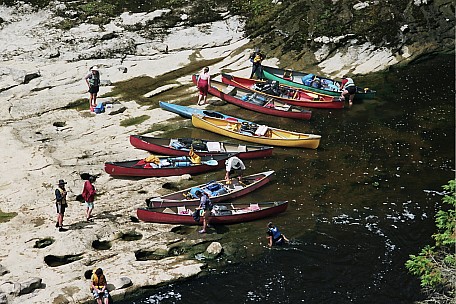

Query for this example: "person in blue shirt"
[266,222,289,247]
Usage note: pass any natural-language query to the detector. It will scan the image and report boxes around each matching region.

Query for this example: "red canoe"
[192,75,312,120]
[145,170,274,207]
[221,73,344,109]
[129,135,273,160]
[137,200,288,225]
[104,154,235,178]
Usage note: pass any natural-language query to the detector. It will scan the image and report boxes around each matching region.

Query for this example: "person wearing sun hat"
[84,65,101,111]
[55,179,68,232]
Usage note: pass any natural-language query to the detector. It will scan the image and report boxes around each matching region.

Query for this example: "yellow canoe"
[191,115,321,149]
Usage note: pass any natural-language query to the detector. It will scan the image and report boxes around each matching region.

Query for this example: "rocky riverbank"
[0,2,447,303]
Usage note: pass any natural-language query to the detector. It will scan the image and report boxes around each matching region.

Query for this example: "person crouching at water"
[225,156,246,182]
[266,222,289,247]
[340,75,356,107]
[84,66,100,111]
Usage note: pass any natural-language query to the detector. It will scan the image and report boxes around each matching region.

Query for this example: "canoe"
[129,135,274,159]
[221,73,344,109]
[261,65,377,101]
[159,101,246,122]
[137,200,288,225]
[104,154,235,177]
[191,75,313,118]
[192,114,321,149]
[145,170,274,207]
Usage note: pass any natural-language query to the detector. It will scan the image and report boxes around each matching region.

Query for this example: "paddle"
[202,159,218,166]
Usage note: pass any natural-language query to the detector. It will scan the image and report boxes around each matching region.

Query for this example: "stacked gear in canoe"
[240,122,259,135]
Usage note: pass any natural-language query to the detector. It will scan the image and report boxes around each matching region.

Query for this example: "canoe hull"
[129,135,274,160]
[104,154,233,177]
[262,65,376,101]
[146,170,275,207]
[221,73,344,109]
[192,114,321,149]
[192,75,313,119]
[137,201,288,225]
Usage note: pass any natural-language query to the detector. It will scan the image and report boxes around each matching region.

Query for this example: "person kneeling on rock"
[91,268,109,304]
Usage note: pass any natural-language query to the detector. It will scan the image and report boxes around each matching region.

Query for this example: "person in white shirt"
[225,156,246,182]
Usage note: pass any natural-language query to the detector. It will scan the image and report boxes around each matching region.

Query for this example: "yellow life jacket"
[189,146,201,164]
[253,54,262,63]
[91,272,107,290]
[144,154,160,164]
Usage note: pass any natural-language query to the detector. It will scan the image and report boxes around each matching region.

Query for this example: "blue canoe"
[159,101,248,122]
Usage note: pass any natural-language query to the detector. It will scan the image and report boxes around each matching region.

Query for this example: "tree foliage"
[405,180,456,298]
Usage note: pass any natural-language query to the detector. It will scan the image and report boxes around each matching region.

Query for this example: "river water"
[118,55,455,304]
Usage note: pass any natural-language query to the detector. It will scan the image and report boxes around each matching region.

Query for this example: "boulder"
[19,277,42,295]
[112,277,132,289]
[0,292,6,304]
[203,242,223,260]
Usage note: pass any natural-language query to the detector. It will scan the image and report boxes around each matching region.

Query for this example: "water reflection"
[119,55,454,304]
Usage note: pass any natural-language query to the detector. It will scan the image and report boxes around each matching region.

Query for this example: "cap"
[58,179,67,185]
[91,66,99,71]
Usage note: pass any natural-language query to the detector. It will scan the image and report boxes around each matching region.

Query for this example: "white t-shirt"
[225,157,245,172]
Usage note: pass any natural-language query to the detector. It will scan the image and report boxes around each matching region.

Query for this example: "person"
[266,222,289,247]
[249,48,265,79]
[54,179,68,232]
[195,190,212,234]
[84,66,101,111]
[225,156,245,182]
[82,175,96,222]
[340,75,356,107]
[196,67,211,105]
[91,268,109,304]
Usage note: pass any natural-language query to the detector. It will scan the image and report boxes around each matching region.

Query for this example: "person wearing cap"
[340,75,356,107]
[91,268,109,304]
[84,66,101,111]
[54,179,68,232]
[225,156,246,182]
[266,222,289,247]
[195,190,212,234]
[82,175,97,222]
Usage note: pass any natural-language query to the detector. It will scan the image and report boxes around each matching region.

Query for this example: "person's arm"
[207,75,211,87]
[267,235,273,247]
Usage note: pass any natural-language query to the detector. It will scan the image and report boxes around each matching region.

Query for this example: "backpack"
[94,102,105,114]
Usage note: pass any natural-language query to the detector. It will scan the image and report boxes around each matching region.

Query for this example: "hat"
[267,222,273,228]
[58,179,67,185]
[342,75,348,79]
[91,66,99,71]
[95,268,103,276]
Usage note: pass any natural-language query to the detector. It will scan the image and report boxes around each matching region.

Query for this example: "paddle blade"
[203,159,219,166]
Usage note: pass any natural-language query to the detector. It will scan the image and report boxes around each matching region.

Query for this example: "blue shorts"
[93,289,109,299]
[85,201,94,209]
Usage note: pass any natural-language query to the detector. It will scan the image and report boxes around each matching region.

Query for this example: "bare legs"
[197,94,207,106]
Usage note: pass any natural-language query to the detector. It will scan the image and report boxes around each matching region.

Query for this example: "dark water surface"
[119,55,455,304]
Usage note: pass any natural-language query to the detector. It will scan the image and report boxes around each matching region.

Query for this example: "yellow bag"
[189,147,201,164]
[144,155,160,164]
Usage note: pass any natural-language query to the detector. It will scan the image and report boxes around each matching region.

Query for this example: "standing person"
[82,175,96,222]
[91,268,109,304]
[266,222,289,247]
[340,75,356,107]
[196,67,211,105]
[55,179,68,232]
[225,156,246,182]
[195,190,212,234]
[84,66,100,111]
[249,48,265,79]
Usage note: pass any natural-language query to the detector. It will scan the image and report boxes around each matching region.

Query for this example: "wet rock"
[33,237,55,249]
[202,242,223,260]
[108,106,127,115]
[112,277,132,289]
[0,265,8,276]
[23,71,40,84]
[19,277,42,295]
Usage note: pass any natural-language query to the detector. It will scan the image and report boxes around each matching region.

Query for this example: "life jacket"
[343,78,355,89]
[189,147,201,164]
[91,272,107,290]
[56,187,67,205]
[253,53,263,63]
[269,226,281,241]
[88,71,100,86]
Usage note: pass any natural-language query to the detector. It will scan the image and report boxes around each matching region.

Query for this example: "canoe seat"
[248,203,260,211]
[177,206,191,215]
[254,125,269,136]
[223,85,237,96]
[207,141,221,152]
[237,145,247,152]
[163,207,176,214]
